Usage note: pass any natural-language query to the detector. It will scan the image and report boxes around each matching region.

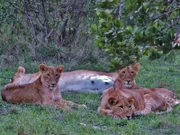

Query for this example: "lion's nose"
[126,80,131,84]
[126,115,131,120]
[51,83,56,87]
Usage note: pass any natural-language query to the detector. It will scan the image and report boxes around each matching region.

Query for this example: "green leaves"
[93,0,180,70]
[96,0,119,9]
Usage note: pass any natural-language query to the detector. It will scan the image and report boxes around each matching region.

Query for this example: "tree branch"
[23,0,38,43]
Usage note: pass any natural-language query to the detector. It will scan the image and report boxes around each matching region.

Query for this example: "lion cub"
[114,63,175,99]
[98,88,144,119]
[4,66,62,101]
[99,88,180,118]
[1,64,86,110]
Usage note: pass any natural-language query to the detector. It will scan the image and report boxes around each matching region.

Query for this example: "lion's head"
[115,63,140,89]
[108,95,135,120]
[39,64,64,90]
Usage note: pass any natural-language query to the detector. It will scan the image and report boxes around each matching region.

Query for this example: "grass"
[1,50,180,135]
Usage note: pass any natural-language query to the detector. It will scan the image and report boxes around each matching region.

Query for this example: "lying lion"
[114,63,180,114]
[1,64,86,110]
[100,91,136,120]
[98,63,180,118]
[98,88,145,119]
[114,63,176,100]
[134,91,180,115]
[5,66,118,94]
[98,88,180,119]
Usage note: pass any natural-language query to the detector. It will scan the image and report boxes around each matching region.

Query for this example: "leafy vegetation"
[93,0,180,69]
[0,0,180,134]
[1,50,180,135]
[0,0,106,70]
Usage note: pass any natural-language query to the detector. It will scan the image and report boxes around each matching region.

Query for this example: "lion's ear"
[128,96,135,104]
[133,63,140,72]
[57,65,64,72]
[108,97,118,106]
[17,66,25,74]
[39,64,48,72]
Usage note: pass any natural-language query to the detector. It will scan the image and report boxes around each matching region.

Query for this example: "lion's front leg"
[98,107,113,117]
[53,85,62,101]
[41,98,72,111]
[134,102,152,115]
[54,100,73,111]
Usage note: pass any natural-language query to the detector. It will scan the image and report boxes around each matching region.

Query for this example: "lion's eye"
[47,74,50,77]
[56,74,59,77]
[131,71,134,74]
[129,105,131,108]
[119,105,123,108]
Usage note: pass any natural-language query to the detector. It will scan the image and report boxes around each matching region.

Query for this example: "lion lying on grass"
[5,66,118,94]
[134,91,180,115]
[98,87,180,119]
[1,64,86,110]
[114,63,176,101]
[98,88,145,119]
[98,63,180,118]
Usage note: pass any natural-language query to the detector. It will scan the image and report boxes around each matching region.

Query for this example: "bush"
[93,0,180,69]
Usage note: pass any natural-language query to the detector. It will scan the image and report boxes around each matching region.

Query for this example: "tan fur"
[5,67,40,89]
[17,66,25,74]
[107,95,135,120]
[135,91,180,115]
[114,63,140,89]
[113,63,180,115]
[5,67,118,94]
[98,88,145,119]
[99,88,180,118]
[114,63,176,99]
[1,64,86,110]
[4,66,61,101]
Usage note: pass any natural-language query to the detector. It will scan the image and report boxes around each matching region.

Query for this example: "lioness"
[5,66,118,94]
[1,64,86,110]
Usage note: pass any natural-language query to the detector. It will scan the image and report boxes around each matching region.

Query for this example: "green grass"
[1,50,180,135]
